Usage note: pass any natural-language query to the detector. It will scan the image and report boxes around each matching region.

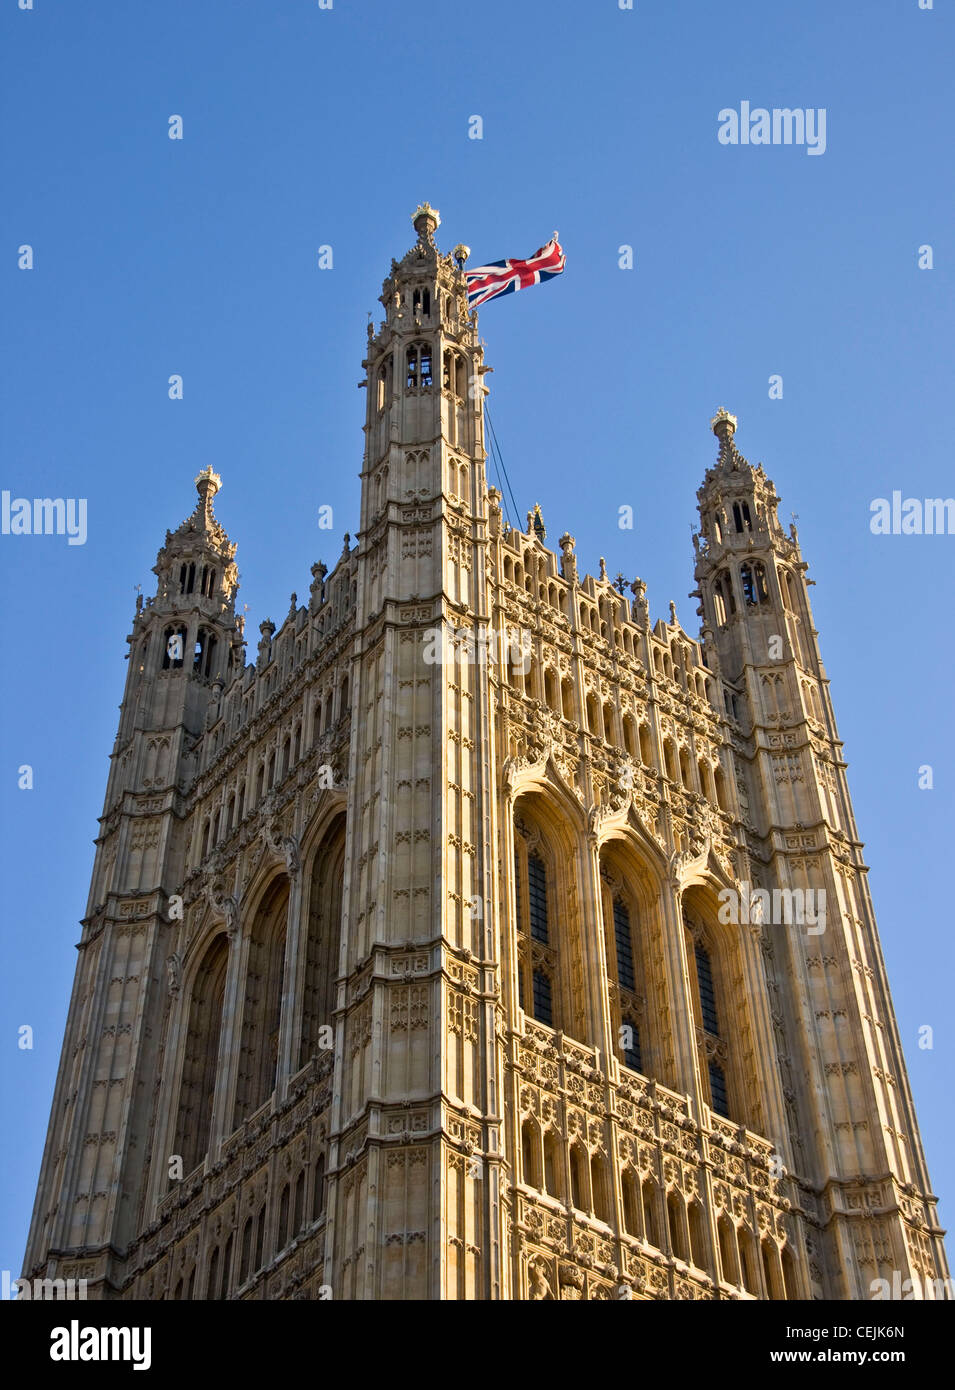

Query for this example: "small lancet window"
[419,344,432,386]
[406,347,418,390]
[740,563,756,605]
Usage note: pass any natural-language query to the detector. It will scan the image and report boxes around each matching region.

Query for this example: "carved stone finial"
[412,203,440,247]
[710,407,737,440]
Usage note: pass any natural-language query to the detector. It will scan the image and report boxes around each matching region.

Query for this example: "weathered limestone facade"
[23,207,948,1301]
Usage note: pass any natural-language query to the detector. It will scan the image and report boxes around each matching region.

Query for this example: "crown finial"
[412,203,440,246]
[195,466,221,497]
[710,408,737,440]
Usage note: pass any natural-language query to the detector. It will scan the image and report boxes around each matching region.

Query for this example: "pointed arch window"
[232,877,289,1127]
[173,933,229,1177]
[513,817,562,1032]
[162,625,187,670]
[686,911,736,1121]
[193,627,218,679]
[732,501,752,533]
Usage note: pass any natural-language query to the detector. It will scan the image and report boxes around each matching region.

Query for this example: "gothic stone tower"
[23,210,947,1301]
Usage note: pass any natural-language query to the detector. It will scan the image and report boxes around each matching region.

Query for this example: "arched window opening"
[340,675,350,717]
[514,813,566,1032]
[642,1180,661,1249]
[419,344,433,386]
[233,877,289,1127]
[377,356,392,412]
[639,724,652,766]
[255,764,264,805]
[591,1153,612,1223]
[226,795,236,833]
[679,746,692,787]
[292,724,301,765]
[162,625,187,670]
[312,1154,327,1222]
[405,346,418,390]
[622,716,636,758]
[586,694,600,737]
[781,1244,798,1300]
[173,933,229,1178]
[239,1217,254,1286]
[521,1117,542,1189]
[254,1206,265,1271]
[543,1131,562,1199]
[544,668,558,712]
[267,751,276,789]
[300,816,346,1067]
[561,679,575,722]
[193,627,218,680]
[762,1240,786,1300]
[281,736,291,780]
[667,1192,688,1261]
[622,1169,640,1237]
[719,1216,739,1285]
[602,702,616,744]
[740,563,757,606]
[569,1144,588,1212]
[219,1232,233,1299]
[293,1169,306,1235]
[278,1184,291,1251]
[206,1247,220,1300]
[664,741,678,783]
[739,1228,760,1295]
[688,1202,707,1270]
[732,501,752,533]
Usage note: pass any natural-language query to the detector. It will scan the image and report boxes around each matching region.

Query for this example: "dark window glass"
[695,943,720,1036]
[527,852,548,943]
[709,1061,729,1117]
[613,898,636,992]
[532,969,552,1027]
[621,1017,642,1073]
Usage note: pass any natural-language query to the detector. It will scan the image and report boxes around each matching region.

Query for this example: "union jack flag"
[464,234,566,310]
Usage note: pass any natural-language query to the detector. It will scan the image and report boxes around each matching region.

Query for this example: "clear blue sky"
[2,0,952,1279]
